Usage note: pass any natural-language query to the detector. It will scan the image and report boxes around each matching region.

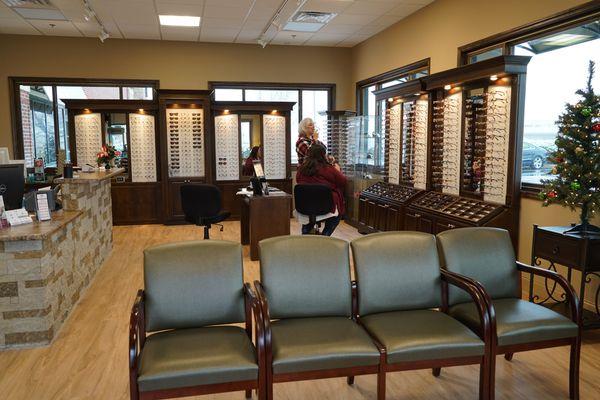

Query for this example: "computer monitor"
[252,160,265,179]
[0,164,25,210]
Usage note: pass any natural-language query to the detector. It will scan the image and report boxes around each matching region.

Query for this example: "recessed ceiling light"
[159,15,200,27]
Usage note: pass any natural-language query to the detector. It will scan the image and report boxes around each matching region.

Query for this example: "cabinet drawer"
[534,230,581,267]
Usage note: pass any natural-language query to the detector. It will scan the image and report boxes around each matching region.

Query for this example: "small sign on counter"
[5,208,33,226]
[35,192,52,221]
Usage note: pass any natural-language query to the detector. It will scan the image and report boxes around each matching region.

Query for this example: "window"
[459,3,600,189]
[211,83,334,164]
[515,21,600,185]
[11,78,157,167]
[356,59,430,169]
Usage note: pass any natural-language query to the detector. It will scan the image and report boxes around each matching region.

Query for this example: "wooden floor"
[1,220,599,400]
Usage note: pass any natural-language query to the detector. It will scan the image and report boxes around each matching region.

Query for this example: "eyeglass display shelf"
[408,191,503,225]
[360,182,424,207]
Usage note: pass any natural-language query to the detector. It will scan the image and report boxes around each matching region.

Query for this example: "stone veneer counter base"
[0,171,118,349]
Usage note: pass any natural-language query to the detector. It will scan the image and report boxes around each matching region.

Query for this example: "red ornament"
[547,191,557,199]
[555,156,563,163]
[593,123,600,132]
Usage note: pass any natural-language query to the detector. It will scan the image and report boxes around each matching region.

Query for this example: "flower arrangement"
[96,145,120,169]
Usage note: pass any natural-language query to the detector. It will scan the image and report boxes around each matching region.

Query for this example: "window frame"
[208,81,336,166]
[458,2,600,195]
[9,77,159,163]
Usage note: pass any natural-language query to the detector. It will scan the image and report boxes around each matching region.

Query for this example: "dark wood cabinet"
[111,183,162,225]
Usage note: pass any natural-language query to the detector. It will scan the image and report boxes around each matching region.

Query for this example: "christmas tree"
[539,60,600,234]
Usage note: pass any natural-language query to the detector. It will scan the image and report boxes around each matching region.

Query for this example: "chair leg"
[570,337,581,400]
[377,371,386,400]
[504,352,514,361]
[245,389,252,399]
[432,367,441,377]
[488,352,496,400]
[203,225,210,240]
[346,376,354,385]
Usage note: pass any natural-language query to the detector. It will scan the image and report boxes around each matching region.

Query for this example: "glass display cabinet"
[158,90,212,224]
[64,99,161,225]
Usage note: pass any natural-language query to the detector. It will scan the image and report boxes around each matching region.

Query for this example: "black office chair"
[180,184,231,239]
[294,183,333,235]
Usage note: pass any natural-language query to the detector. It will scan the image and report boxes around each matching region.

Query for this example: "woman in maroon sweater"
[296,144,347,236]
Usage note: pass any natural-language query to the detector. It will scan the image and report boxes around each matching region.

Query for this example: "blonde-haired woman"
[296,118,316,166]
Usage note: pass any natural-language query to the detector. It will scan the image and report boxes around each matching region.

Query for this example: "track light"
[257,38,267,48]
[99,29,109,43]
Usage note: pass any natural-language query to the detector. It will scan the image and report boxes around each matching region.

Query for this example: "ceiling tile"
[301,0,353,14]
[356,24,388,36]
[155,3,204,16]
[332,13,378,25]
[28,19,83,36]
[0,17,38,34]
[387,2,428,17]
[337,33,371,47]
[242,18,269,30]
[343,1,397,16]
[204,5,250,19]
[305,32,347,46]
[369,14,403,27]
[235,28,262,43]
[119,24,161,40]
[271,31,313,45]
[161,26,200,41]
[204,0,253,7]
[202,17,245,29]
[200,27,239,42]
[73,21,123,39]
[318,23,361,35]
[0,3,17,18]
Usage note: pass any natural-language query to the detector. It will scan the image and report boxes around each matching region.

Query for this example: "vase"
[104,161,111,170]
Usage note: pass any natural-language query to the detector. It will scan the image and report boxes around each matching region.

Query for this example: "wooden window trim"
[458,1,600,65]
[9,77,159,160]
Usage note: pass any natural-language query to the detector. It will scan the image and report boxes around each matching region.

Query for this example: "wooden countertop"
[55,168,125,183]
[0,210,83,242]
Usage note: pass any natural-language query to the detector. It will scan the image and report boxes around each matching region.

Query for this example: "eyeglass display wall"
[355,56,530,246]
[73,113,102,168]
[166,108,205,179]
[211,101,295,219]
[64,99,162,226]
[321,110,357,177]
[158,90,212,224]
[129,113,157,183]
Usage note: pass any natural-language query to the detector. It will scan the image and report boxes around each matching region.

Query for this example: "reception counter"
[0,168,123,349]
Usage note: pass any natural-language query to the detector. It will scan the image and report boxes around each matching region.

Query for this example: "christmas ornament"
[581,107,592,116]
[551,166,558,175]
[575,146,584,154]
[547,190,557,199]
[593,123,600,132]
[571,181,581,191]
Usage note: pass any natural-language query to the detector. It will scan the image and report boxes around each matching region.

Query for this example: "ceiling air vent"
[2,0,53,7]
[292,11,337,24]
[283,11,337,33]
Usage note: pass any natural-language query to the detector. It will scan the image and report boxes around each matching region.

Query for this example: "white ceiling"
[0,0,434,47]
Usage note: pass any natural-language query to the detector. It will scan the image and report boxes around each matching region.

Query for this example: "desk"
[240,190,292,261]
[530,225,600,329]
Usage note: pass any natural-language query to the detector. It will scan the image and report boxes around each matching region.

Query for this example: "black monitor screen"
[0,164,24,210]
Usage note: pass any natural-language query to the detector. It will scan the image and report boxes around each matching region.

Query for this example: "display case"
[210,101,295,218]
[64,99,162,225]
[158,90,212,224]
[410,55,530,244]
[356,80,429,233]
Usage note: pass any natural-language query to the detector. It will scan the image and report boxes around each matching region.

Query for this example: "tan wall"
[351,0,598,307]
[0,34,353,154]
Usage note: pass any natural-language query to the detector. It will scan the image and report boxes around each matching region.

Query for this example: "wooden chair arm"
[253,281,272,369]
[129,289,145,397]
[351,280,358,321]
[516,261,581,324]
[440,269,496,343]
[244,283,266,375]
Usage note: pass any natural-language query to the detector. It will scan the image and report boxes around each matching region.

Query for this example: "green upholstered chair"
[129,241,265,400]
[254,235,381,399]
[437,227,581,400]
[351,231,493,400]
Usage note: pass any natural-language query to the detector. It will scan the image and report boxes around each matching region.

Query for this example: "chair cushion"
[143,240,244,332]
[449,298,578,347]
[351,232,442,315]
[270,317,380,374]
[138,326,258,392]
[259,236,352,319]
[361,310,484,364]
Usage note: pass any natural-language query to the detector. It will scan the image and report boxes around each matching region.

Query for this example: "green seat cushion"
[361,310,484,364]
[138,326,258,392]
[449,298,578,347]
[271,317,380,374]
